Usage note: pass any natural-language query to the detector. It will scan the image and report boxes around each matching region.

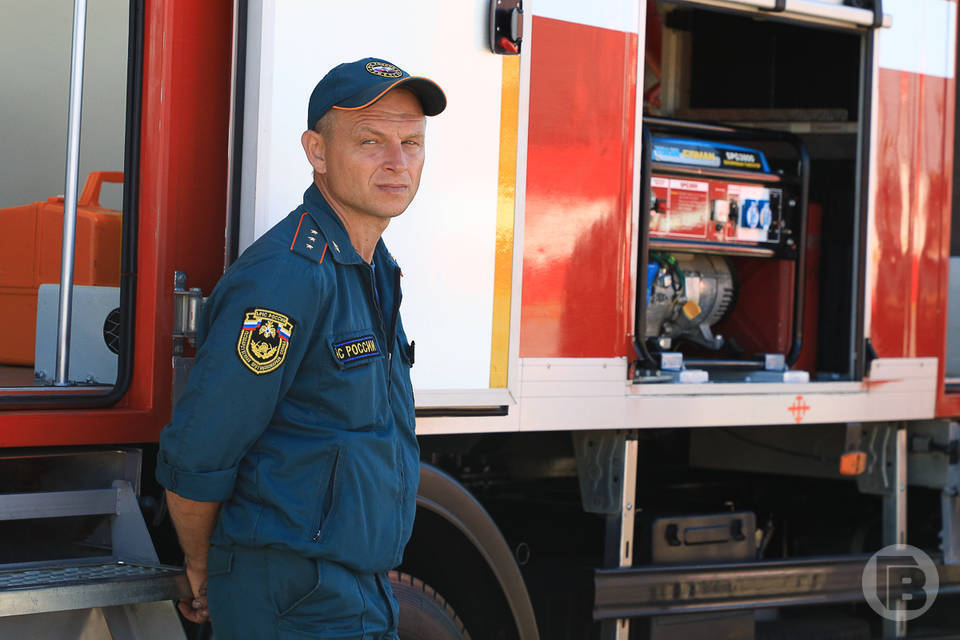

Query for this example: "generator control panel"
[649,137,797,258]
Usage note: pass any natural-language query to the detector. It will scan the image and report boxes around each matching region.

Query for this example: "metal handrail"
[54,0,88,386]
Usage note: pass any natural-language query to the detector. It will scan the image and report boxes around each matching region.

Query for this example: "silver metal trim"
[173,279,204,342]
[0,385,112,394]
[879,424,908,636]
[662,0,890,29]
[891,426,909,637]
[0,488,117,521]
[224,0,241,269]
[0,562,189,617]
[594,555,960,619]
[55,0,89,386]
[615,439,638,640]
[895,426,908,546]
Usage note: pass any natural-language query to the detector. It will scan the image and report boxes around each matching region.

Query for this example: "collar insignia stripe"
[237,308,295,374]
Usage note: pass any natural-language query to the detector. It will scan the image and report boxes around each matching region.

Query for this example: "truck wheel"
[389,571,472,640]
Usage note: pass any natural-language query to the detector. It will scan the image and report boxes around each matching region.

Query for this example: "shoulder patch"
[290,212,328,263]
[237,308,295,374]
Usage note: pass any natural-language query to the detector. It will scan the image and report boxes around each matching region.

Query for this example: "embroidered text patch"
[331,335,380,365]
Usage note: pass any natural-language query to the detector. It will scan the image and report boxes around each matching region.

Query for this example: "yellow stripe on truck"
[489,56,520,388]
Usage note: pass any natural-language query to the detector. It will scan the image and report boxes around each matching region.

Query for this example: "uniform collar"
[301,184,399,271]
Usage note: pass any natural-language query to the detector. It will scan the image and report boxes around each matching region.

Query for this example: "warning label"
[650,179,709,239]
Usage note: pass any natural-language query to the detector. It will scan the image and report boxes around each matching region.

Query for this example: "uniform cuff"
[155,454,238,502]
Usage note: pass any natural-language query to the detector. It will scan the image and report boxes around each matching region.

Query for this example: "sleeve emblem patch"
[237,308,295,374]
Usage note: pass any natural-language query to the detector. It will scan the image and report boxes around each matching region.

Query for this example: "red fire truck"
[2,0,959,638]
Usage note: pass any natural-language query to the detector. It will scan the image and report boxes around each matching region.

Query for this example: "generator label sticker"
[330,334,381,368]
[237,308,295,375]
[652,138,770,172]
[727,184,767,201]
[669,179,709,192]
[650,179,709,239]
[721,149,763,171]
[652,140,721,168]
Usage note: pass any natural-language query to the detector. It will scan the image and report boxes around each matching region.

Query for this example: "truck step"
[0,559,189,617]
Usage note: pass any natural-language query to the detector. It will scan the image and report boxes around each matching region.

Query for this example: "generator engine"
[639,118,809,371]
[645,253,736,351]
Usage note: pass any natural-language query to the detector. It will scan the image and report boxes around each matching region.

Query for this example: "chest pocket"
[396,320,414,368]
[397,338,414,368]
[327,331,383,369]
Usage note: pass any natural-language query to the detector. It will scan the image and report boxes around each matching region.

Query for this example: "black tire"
[389,571,472,640]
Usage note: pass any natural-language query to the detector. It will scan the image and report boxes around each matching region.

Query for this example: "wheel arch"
[415,463,540,640]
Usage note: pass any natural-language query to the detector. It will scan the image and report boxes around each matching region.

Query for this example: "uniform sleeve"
[156,253,323,502]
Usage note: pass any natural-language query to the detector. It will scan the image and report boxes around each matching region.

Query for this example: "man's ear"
[301,129,327,174]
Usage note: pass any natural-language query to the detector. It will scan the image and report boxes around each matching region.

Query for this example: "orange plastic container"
[0,172,123,366]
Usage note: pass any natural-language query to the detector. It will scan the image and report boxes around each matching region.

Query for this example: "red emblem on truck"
[788,396,810,423]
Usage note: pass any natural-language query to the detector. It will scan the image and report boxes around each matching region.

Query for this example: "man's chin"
[371,199,415,219]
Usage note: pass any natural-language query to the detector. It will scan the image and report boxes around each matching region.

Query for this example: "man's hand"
[165,490,221,624]
[178,560,210,623]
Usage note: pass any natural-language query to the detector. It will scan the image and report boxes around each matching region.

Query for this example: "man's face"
[314,89,426,222]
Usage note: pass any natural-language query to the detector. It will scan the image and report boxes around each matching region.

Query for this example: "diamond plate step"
[0,560,190,617]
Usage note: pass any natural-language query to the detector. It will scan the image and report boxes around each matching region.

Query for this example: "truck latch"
[173,271,206,354]
[489,0,523,55]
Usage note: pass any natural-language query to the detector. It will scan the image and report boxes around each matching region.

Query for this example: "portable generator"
[637,118,811,380]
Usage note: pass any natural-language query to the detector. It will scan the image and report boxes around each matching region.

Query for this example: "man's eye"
[402,140,421,146]
[361,139,377,145]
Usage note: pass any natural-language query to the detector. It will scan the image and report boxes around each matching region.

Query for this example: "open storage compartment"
[635,1,874,384]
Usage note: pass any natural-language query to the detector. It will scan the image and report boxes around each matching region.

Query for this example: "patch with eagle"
[237,308,295,374]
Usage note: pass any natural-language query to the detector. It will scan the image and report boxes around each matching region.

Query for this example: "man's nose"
[382,140,407,172]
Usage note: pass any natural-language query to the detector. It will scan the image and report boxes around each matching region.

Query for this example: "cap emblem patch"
[237,308,295,374]
[365,61,403,78]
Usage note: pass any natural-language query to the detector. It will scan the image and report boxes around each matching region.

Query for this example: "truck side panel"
[521,14,638,359]
[867,0,958,414]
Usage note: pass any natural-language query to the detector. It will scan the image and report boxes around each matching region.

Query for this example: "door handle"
[490,0,523,55]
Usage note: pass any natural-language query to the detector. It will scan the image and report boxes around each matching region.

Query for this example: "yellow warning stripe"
[489,56,520,388]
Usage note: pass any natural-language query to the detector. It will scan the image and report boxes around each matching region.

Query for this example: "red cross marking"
[788,395,810,423]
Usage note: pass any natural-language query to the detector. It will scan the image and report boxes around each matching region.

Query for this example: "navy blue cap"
[307,58,446,130]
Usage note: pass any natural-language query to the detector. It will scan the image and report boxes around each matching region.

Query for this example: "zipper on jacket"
[389,266,402,352]
[395,440,406,561]
[365,262,403,397]
[312,449,341,542]
[385,266,403,397]
[363,263,391,395]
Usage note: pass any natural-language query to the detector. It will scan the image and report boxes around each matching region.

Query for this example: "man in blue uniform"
[155,58,446,638]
